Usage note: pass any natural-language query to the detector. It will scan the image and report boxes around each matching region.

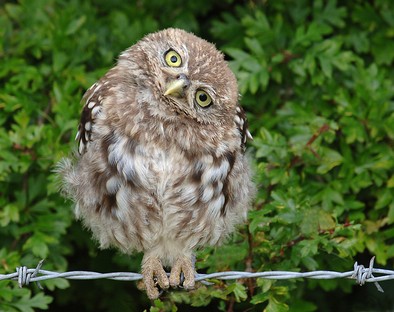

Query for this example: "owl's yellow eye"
[164,50,182,67]
[195,90,212,108]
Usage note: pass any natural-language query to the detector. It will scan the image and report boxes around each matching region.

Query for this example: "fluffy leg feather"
[169,256,195,290]
[141,256,169,299]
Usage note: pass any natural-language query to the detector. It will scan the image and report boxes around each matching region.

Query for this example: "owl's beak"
[164,74,190,97]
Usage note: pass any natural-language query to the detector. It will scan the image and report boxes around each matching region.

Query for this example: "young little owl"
[59,28,254,299]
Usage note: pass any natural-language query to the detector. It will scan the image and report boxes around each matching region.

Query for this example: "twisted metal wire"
[1,257,391,292]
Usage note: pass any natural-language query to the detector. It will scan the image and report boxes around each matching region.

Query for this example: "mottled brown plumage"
[59,28,254,299]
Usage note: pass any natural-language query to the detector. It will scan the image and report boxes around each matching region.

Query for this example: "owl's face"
[119,28,239,125]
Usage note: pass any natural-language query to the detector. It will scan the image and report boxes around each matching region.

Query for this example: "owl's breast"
[70,126,246,256]
[104,131,233,228]
[105,133,189,193]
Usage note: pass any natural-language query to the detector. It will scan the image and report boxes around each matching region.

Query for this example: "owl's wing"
[75,81,106,154]
[235,106,252,150]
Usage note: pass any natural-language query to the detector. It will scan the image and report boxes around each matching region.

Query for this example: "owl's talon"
[169,257,195,290]
[142,257,169,299]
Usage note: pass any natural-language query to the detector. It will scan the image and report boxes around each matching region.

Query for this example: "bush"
[1,0,393,311]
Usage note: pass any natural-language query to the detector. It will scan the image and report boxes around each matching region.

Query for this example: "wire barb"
[351,256,384,292]
[1,257,393,292]
[16,259,45,289]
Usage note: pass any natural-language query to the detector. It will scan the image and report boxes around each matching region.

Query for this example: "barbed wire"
[1,257,392,293]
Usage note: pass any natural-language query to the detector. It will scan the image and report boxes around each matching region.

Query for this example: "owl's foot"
[169,256,195,290]
[141,257,169,300]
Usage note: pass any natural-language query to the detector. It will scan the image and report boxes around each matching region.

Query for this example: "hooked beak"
[164,74,190,97]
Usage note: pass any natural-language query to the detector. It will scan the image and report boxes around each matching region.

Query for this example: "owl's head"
[118,28,239,125]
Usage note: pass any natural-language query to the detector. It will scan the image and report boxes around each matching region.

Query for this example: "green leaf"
[318,210,336,230]
[66,16,87,35]
[245,37,265,57]
[8,290,52,312]
[265,297,289,312]
[317,149,343,174]
[0,204,20,226]
[227,283,248,302]
[251,292,269,305]
[300,210,319,235]
[23,233,50,258]
[388,203,394,224]
[375,189,393,209]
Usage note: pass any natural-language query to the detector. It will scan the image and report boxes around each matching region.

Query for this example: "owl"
[59,28,254,299]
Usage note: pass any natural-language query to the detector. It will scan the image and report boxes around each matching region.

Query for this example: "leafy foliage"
[1,0,393,311]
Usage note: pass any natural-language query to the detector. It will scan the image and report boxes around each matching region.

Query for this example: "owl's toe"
[169,256,195,290]
[141,257,169,299]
